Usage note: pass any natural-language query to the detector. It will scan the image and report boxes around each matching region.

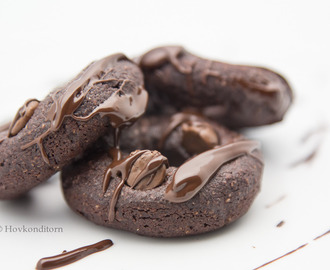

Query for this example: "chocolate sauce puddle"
[21,54,147,165]
[35,239,113,270]
[165,140,262,203]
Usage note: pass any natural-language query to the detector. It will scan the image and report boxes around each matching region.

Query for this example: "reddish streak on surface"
[313,229,330,241]
[254,243,308,270]
[254,228,330,269]
[265,195,286,208]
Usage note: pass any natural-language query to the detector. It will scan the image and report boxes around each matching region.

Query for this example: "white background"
[0,0,330,269]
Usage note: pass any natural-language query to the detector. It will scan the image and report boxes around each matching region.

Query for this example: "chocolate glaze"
[140,46,193,74]
[0,98,39,144]
[140,46,292,104]
[103,150,146,221]
[140,46,293,128]
[21,54,148,165]
[35,239,113,270]
[8,98,40,137]
[103,149,168,221]
[140,46,197,95]
[126,151,168,189]
[159,112,219,151]
[165,140,262,203]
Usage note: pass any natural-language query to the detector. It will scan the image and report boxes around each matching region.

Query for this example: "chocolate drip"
[103,150,147,221]
[103,149,168,221]
[165,140,262,203]
[35,239,113,270]
[21,54,147,165]
[140,46,191,73]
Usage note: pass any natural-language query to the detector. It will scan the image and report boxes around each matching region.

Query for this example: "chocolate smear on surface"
[313,229,330,241]
[290,125,327,168]
[254,228,330,269]
[253,243,308,270]
[35,239,113,270]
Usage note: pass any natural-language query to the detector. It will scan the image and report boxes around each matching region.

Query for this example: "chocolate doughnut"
[0,54,148,200]
[61,113,263,237]
[139,46,293,128]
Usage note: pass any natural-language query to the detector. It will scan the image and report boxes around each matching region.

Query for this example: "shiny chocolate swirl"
[165,140,262,203]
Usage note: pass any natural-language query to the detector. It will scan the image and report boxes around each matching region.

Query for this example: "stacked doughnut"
[0,46,293,237]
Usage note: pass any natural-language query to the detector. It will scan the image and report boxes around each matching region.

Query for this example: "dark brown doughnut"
[139,46,293,128]
[61,114,264,237]
[0,54,147,200]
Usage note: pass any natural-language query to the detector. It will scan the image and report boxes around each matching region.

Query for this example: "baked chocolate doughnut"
[62,113,263,237]
[139,46,293,128]
[0,54,148,200]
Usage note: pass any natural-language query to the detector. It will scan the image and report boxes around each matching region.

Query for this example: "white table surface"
[0,1,329,269]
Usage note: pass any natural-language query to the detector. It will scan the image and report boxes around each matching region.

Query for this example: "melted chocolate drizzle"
[139,46,197,95]
[103,149,168,221]
[140,46,192,73]
[103,150,147,221]
[21,54,147,165]
[35,239,113,270]
[165,140,262,203]
[0,99,39,144]
[8,98,40,137]
[158,112,216,149]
